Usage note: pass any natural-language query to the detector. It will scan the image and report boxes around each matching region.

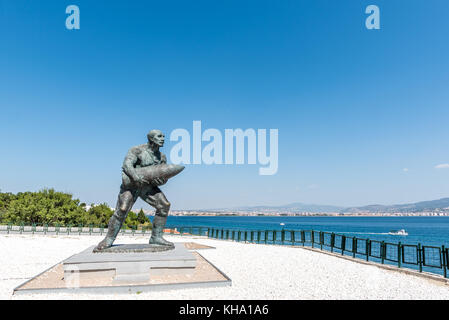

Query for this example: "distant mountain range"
[343,198,449,213]
[209,198,449,214]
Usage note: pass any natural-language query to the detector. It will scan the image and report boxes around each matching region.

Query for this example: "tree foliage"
[137,209,149,224]
[0,189,152,229]
[123,209,151,229]
[85,203,114,226]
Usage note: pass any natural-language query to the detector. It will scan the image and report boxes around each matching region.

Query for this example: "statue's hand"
[151,178,167,186]
[134,175,151,187]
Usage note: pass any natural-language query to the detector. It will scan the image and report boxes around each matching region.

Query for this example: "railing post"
[445,248,449,278]
[319,231,323,250]
[273,230,276,244]
[418,243,423,272]
[352,238,357,258]
[381,241,385,264]
[291,231,295,246]
[442,245,447,278]
[258,230,261,243]
[311,230,314,248]
[330,233,335,253]
[366,239,370,261]
[301,231,305,246]
[341,235,346,255]
[264,230,268,244]
[397,242,402,268]
[281,229,285,245]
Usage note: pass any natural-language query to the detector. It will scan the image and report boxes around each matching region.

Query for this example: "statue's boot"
[149,215,174,247]
[94,215,124,252]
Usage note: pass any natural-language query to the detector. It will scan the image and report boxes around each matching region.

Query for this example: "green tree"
[85,203,114,226]
[124,211,139,228]
[2,189,86,225]
[137,209,150,224]
[0,192,16,223]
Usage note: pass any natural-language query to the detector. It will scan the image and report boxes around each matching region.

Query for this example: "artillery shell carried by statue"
[123,164,185,188]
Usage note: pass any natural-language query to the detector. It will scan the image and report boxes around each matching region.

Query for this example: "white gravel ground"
[1,234,449,300]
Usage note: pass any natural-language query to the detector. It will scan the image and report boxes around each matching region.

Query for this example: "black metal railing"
[171,226,448,278]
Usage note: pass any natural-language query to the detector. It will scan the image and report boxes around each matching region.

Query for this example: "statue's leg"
[141,187,173,247]
[94,188,137,251]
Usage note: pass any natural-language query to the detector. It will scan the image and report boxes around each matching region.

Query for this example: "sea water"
[166,216,449,247]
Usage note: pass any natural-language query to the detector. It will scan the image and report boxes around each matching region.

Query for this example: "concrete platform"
[63,243,196,283]
[13,249,231,295]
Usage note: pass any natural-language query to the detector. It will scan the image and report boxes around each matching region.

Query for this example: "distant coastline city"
[87,208,449,217]
[166,210,449,217]
[122,197,449,217]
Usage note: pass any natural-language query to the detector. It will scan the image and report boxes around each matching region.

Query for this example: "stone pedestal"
[63,243,196,283]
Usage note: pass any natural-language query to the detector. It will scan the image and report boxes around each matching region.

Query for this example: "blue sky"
[1,0,449,209]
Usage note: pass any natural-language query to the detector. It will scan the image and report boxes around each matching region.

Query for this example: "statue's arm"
[122,148,141,182]
[151,153,168,186]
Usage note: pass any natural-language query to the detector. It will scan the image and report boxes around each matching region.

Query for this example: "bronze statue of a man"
[95,130,175,251]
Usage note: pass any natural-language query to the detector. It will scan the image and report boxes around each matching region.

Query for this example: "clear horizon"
[1,1,449,210]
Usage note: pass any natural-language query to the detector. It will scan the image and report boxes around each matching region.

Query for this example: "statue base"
[63,243,195,283]
[93,243,174,253]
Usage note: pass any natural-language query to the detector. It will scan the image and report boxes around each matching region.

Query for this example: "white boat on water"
[388,229,408,236]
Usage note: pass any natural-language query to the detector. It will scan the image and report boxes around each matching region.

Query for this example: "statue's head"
[147,129,165,148]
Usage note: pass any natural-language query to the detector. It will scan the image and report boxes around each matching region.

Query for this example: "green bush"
[137,209,150,224]
[85,203,114,226]
[1,189,86,225]
[123,210,152,229]
[0,189,153,229]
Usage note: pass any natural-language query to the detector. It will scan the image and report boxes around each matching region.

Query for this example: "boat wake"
[340,231,390,235]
